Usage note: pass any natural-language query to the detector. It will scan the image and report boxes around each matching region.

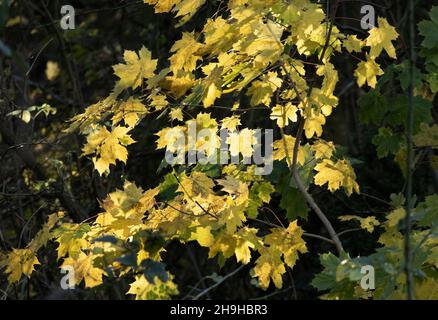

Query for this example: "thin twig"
[193,265,245,300]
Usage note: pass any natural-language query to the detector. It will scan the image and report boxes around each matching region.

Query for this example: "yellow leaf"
[339,215,380,233]
[28,212,62,252]
[113,46,157,89]
[246,72,282,107]
[314,159,360,195]
[234,227,260,265]
[3,249,39,283]
[303,110,326,139]
[311,140,335,160]
[252,247,285,290]
[354,55,384,88]
[127,274,178,300]
[61,252,104,288]
[264,221,307,268]
[270,103,298,128]
[82,126,135,175]
[190,226,214,247]
[343,35,363,53]
[226,128,256,158]
[177,171,215,200]
[365,17,399,59]
[169,32,203,73]
[54,223,90,259]
[221,115,241,132]
[170,108,184,121]
[112,98,148,128]
[272,135,305,165]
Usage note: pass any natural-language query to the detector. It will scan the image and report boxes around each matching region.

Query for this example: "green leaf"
[247,181,275,218]
[140,259,169,283]
[157,172,178,202]
[358,90,389,125]
[372,127,403,158]
[417,195,438,227]
[277,174,309,221]
[418,6,438,49]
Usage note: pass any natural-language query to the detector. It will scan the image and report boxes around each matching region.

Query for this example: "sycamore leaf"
[190,226,215,247]
[311,140,336,160]
[221,115,241,132]
[82,126,135,175]
[314,159,360,196]
[61,252,104,288]
[144,0,206,25]
[264,221,307,268]
[169,32,203,73]
[272,135,305,165]
[303,110,326,139]
[113,46,157,89]
[1,213,62,283]
[234,227,261,265]
[414,123,438,149]
[418,6,438,49]
[365,17,399,59]
[226,128,256,158]
[112,98,148,128]
[54,224,91,259]
[127,274,178,300]
[354,55,384,88]
[372,127,402,158]
[3,249,39,283]
[246,72,282,107]
[252,247,285,290]
[343,35,363,53]
[169,108,184,121]
[270,103,298,128]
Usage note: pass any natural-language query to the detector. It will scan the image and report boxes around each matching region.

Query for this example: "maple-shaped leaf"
[418,6,438,49]
[112,98,148,128]
[177,171,215,200]
[53,224,91,259]
[365,17,399,59]
[264,221,307,268]
[311,140,336,160]
[221,115,241,132]
[82,126,135,175]
[354,55,384,88]
[169,108,184,121]
[127,274,179,300]
[226,128,256,158]
[252,247,286,290]
[246,72,282,107]
[3,249,39,284]
[303,109,326,139]
[234,227,261,265]
[414,123,438,149]
[343,35,363,53]
[270,103,298,128]
[272,135,305,165]
[314,158,360,196]
[190,226,215,247]
[113,46,157,89]
[169,32,203,73]
[1,213,62,283]
[372,127,402,158]
[61,252,104,288]
[28,212,62,252]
